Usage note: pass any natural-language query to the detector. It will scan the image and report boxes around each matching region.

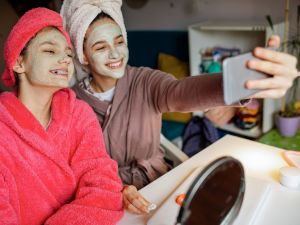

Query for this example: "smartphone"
[223,52,268,105]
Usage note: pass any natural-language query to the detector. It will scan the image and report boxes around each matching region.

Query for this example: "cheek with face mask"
[91,44,129,79]
[24,49,74,88]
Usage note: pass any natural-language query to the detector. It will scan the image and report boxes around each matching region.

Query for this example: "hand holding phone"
[223,51,268,105]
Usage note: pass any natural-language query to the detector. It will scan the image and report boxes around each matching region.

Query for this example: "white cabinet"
[188,21,284,138]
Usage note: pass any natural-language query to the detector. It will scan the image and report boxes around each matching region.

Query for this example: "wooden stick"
[281,0,290,113]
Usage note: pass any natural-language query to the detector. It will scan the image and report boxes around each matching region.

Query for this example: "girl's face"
[83,18,128,79]
[17,27,74,89]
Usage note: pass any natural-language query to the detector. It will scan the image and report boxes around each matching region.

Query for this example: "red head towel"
[2,7,72,87]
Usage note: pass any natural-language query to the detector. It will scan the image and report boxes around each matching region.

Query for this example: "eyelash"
[96,46,106,51]
[45,50,55,54]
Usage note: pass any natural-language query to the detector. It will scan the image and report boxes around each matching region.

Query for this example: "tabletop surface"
[118,135,300,225]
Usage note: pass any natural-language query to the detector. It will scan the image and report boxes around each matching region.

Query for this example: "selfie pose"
[61,0,298,214]
[0,8,123,225]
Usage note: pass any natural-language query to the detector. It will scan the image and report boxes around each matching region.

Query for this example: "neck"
[90,74,117,93]
[18,83,57,129]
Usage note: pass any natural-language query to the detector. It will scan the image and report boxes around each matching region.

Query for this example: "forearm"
[148,72,225,113]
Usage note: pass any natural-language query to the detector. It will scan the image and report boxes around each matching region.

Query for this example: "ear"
[13,56,26,74]
[82,52,89,65]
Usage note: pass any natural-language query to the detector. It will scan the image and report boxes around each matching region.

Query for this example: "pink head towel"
[2,7,72,87]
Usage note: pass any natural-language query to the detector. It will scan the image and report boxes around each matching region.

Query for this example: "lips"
[106,59,123,70]
[50,69,68,77]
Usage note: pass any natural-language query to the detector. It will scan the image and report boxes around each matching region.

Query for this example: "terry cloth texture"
[0,89,123,225]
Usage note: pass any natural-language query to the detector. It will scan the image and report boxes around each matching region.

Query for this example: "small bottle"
[207,52,222,73]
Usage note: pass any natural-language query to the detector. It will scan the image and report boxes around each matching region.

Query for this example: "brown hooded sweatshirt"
[73,65,225,189]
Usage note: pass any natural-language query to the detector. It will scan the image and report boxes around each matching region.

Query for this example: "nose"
[59,54,72,65]
[108,47,120,59]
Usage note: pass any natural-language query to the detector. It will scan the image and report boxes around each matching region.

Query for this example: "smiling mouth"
[50,69,68,78]
[106,59,123,70]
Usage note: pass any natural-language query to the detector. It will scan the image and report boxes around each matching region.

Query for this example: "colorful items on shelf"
[234,99,260,130]
[199,47,241,74]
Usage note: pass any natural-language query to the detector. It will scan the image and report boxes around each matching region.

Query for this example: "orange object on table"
[175,194,186,206]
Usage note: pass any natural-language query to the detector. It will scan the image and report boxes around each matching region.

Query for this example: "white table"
[118,135,300,225]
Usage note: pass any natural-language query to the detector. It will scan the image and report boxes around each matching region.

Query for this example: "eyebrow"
[39,41,56,47]
[92,41,106,48]
[40,41,72,51]
[115,35,123,40]
[91,35,123,48]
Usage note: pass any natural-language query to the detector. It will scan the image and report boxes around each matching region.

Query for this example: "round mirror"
[177,156,245,225]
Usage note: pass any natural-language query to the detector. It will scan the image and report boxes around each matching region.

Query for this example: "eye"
[66,52,73,58]
[95,46,106,51]
[44,50,55,54]
[116,39,124,45]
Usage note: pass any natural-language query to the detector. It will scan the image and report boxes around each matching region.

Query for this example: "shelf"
[218,123,262,139]
[188,21,284,138]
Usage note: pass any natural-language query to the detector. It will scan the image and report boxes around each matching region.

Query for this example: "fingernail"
[245,81,251,89]
[248,60,255,68]
[254,48,262,55]
[147,203,157,212]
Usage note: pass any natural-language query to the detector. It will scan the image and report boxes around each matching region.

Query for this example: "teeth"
[51,69,68,76]
[107,60,122,69]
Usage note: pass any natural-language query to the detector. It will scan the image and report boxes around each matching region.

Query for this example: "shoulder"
[73,97,96,118]
[55,88,97,123]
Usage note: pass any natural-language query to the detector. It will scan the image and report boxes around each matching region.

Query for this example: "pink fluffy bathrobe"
[0,8,123,225]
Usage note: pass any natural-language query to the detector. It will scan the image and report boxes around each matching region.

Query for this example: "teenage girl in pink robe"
[0,8,123,225]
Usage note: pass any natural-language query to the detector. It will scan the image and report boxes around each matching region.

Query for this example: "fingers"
[247,59,297,80]
[250,88,287,99]
[246,46,299,99]
[267,35,280,48]
[122,185,151,214]
[246,76,293,90]
[123,195,144,214]
[252,47,298,67]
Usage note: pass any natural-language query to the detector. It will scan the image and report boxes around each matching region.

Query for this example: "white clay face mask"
[23,28,74,88]
[85,22,129,79]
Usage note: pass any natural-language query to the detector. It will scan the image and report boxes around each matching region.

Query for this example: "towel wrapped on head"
[60,0,127,68]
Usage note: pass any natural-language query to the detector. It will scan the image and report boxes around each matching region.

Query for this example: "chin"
[106,69,126,79]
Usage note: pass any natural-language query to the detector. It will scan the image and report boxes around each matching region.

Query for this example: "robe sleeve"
[144,70,226,113]
[45,103,123,225]
[0,172,19,225]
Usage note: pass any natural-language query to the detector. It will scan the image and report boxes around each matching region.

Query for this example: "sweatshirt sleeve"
[118,145,168,190]
[45,103,123,225]
[118,165,149,190]
[142,69,225,113]
[0,172,19,225]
